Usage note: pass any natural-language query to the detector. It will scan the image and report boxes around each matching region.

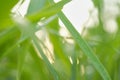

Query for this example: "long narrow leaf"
[17,40,30,80]
[47,0,111,80]
[32,36,60,80]
[27,0,71,23]
[58,12,111,80]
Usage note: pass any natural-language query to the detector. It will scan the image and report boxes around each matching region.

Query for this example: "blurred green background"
[0,0,120,80]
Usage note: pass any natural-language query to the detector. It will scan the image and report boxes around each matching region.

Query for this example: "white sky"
[59,0,94,33]
[13,0,93,33]
[13,0,119,34]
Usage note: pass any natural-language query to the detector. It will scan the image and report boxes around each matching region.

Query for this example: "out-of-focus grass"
[0,0,120,80]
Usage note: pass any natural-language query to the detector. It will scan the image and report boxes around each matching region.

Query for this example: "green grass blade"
[27,0,45,15]
[58,12,111,80]
[27,0,71,23]
[70,50,77,80]
[47,0,111,80]
[17,40,30,80]
[32,36,60,80]
[29,44,50,80]
[47,18,71,75]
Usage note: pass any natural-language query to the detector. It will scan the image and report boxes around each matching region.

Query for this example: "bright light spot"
[77,59,79,64]
[19,0,30,16]
[104,19,118,34]
[35,30,54,63]
[54,0,61,3]
[59,27,69,37]
[85,8,99,28]
[81,65,85,76]
[69,57,73,64]
[59,27,74,44]
[12,0,30,16]
[61,0,94,33]
[35,30,46,41]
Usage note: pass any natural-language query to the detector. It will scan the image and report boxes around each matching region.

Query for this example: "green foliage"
[0,0,18,29]
[0,0,120,80]
[27,0,46,15]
